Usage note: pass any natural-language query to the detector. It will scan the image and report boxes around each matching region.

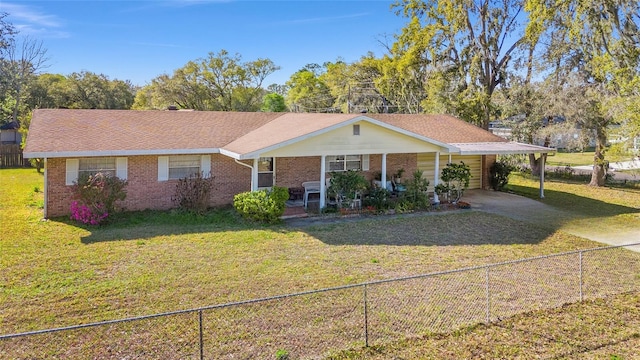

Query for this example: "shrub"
[489,161,513,190]
[327,170,369,208]
[233,186,289,224]
[403,170,431,209]
[440,162,472,203]
[364,186,391,210]
[71,172,128,225]
[70,201,108,225]
[172,172,215,214]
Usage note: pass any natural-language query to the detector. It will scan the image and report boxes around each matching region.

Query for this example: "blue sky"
[1,1,407,87]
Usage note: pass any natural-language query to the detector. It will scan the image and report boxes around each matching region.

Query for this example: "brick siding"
[45,153,487,218]
[45,154,251,218]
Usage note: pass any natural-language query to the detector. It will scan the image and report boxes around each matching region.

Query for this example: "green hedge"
[233,186,289,224]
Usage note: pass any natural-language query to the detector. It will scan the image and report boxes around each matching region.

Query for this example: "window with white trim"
[326,155,364,172]
[168,155,201,180]
[79,157,116,178]
[66,157,127,185]
[257,157,274,188]
[157,155,211,181]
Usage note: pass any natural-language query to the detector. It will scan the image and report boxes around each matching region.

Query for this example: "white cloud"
[1,2,68,38]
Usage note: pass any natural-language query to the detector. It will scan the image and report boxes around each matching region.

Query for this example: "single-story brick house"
[23,109,552,218]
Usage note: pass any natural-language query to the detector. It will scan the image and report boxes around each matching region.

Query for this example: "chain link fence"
[2,243,639,359]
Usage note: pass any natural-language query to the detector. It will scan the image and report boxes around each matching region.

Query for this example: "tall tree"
[392,0,533,127]
[3,36,49,123]
[526,0,640,186]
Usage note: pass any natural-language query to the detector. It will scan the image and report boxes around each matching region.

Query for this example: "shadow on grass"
[300,211,557,246]
[506,184,640,219]
[64,207,269,244]
[66,183,638,246]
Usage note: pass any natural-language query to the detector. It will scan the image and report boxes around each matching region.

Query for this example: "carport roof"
[453,142,554,155]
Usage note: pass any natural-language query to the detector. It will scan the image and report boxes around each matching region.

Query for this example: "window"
[66,157,127,185]
[327,155,363,172]
[157,155,211,181]
[168,155,201,180]
[353,124,360,135]
[257,157,274,188]
[79,157,116,178]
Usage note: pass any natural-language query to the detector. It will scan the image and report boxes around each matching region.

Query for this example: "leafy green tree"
[285,67,335,112]
[261,93,287,112]
[133,50,279,111]
[65,71,134,109]
[391,0,534,127]
[24,73,68,110]
[526,0,640,186]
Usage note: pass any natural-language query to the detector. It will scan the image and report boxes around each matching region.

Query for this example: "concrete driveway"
[463,189,640,251]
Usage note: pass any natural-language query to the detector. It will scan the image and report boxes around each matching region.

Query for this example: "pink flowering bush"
[70,201,108,225]
[70,172,127,225]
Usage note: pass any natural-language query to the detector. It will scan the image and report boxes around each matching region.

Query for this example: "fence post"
[199,310,204,360]
[485,267,491,324]
[363,284,369,348]
[579,251,583,302]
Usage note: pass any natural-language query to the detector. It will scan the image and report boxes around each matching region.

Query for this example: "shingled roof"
[24,109,535,159]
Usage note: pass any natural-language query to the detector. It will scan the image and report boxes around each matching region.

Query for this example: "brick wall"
[45,152,431,218]
[45,154,252,218]
[274,154,418,189]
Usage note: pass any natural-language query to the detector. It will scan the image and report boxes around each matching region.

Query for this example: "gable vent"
[353,124,360,136]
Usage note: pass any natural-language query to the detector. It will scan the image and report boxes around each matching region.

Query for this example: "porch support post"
[539,153,545,198]
[381,153,387,187]
[252,158,259,191]
[433,152,440,204]
[320,155,327,209]
[448,153,452,164]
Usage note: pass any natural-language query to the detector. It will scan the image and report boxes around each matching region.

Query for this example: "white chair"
[302,181,321,209]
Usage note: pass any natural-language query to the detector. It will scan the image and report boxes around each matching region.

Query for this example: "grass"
[505,173,640,236]
[1,168,640,358]
[547,149,632,167]
[330,291,640,359]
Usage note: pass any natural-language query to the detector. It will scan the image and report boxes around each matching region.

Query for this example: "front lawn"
[1,168,640,359]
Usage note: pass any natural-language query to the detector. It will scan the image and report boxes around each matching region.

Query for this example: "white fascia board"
[23,148,221,159]
[219,148,242,159]
[234,115,460,159]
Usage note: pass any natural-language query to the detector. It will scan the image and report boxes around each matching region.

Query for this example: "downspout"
[539,153,545,199]
[43,157,48,219]
[234,159,256,191]
[320,155,326,209]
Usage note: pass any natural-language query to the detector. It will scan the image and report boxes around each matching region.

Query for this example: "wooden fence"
[0,144,25,168]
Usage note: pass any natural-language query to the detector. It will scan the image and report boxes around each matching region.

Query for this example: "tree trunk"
[589,127,607,187]
[529,136,550,176]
